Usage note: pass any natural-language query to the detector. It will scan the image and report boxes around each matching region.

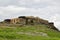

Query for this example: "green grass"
[0,24,60,40]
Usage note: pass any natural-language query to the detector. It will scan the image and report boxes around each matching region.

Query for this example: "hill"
[0,16,59,31]
[0,24,60,40]
[0,16,60,40]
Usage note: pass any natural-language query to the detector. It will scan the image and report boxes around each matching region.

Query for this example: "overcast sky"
[0,0,60,30]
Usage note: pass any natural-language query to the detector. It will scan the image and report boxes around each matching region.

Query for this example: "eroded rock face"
[0,16,59,31]
[3,16,49,25]
[48,22,59,31]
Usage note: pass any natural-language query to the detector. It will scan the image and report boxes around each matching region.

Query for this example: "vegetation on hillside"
[0,24,60,40]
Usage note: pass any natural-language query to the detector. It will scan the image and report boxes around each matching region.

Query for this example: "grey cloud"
[0,0,59,10]
[0,0,17,6]
[0,0,58,8]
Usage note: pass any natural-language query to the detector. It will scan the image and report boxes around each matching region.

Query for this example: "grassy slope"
[0,24,60,40]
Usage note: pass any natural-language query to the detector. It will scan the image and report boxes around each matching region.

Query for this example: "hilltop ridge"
[0,16,59,31]
[0,16,60,40]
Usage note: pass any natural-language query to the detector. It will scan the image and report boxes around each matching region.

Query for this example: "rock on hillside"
[0,16,59,31]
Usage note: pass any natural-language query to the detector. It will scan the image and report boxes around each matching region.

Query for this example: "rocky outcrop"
[48,22,59,31]
[4,19,11,24]
[0,16,58,31]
